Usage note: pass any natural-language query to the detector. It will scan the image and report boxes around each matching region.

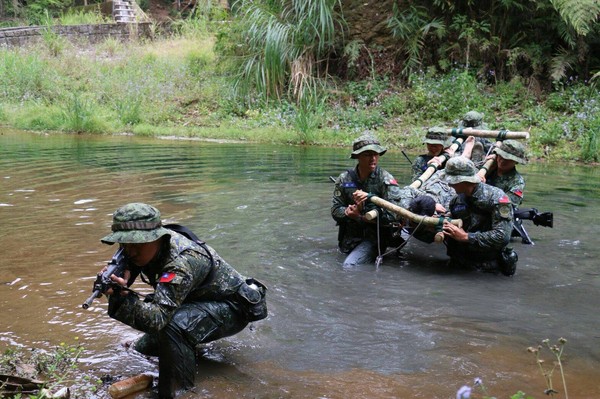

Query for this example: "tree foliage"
[224,0,599,102]
[227,0,342,104]
[550,0,600,36]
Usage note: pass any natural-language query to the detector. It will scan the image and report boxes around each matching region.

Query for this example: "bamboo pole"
[108,374,153,399]
[447,128,529,140]
[367,195,462,228]
[410,137,464,189]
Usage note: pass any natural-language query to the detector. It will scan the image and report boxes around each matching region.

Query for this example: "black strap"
[164,223,216,287]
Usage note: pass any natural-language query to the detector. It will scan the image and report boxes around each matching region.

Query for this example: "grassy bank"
[0,23,598,163]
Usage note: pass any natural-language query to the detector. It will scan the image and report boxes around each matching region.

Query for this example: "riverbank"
[1,23,598,163]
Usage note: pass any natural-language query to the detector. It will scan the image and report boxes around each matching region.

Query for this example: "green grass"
[0,24,598,162]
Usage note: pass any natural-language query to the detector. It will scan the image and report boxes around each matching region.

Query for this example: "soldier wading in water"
[331,133,403,267]
[442,157,518,276]
[98,203,267,398]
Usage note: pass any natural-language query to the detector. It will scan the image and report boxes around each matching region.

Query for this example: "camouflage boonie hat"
[493,140,528,164]
[423,126,449,146]
[444,156,481,184]
[101,203,171,245]
[461,111,484,128]
[350,132,387,159]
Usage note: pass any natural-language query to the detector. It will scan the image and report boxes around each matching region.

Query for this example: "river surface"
[1,129,598,399]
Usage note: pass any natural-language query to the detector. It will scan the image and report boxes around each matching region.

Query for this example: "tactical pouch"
[237,278,268,322]
[499,247,518,276]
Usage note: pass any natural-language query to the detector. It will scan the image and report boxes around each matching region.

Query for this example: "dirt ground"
[145,0,173,23]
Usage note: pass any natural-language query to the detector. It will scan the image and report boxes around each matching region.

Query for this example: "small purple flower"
[456,385,472,399]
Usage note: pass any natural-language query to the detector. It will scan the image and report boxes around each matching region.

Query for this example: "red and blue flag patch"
[499,195,510,204]
[158,272,177,283]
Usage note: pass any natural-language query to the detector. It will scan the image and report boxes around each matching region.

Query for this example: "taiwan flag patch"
[158,272,177,283]
[514,189,523,198]
[499,195,510,204]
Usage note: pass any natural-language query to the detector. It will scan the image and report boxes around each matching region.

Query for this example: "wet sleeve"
[331,175,349,221]
[467,202,513,250]
[380,174,402,223]
[411,157,425,181]
[108,251,211,334]
[506,176,525,207]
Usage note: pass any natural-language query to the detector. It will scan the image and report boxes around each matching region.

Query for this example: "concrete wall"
[0,22,151,48]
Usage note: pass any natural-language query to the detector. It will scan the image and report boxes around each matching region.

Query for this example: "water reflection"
[1,129,599,398]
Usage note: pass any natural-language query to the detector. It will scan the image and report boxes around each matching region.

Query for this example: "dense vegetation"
[0,0,598,162]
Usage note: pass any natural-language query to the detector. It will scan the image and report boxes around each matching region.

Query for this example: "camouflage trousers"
[134,300,248,399]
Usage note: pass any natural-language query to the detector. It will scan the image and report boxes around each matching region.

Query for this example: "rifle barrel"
[82,289,101,309]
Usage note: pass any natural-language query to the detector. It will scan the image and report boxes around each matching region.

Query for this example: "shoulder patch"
[513,189,523,198]
[386,178,398,186]
[499,203,511,219]
[498,195,510,204]
[158,272,177,283]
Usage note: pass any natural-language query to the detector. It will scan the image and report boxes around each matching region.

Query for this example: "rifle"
[82,248,143,309]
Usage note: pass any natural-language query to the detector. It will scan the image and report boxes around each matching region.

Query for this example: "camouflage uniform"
[486,168,525,207]
[458,111,492,161]
[444,157,516,274]
[487,140,528,207]
[101,203,267,399]
[419,170,456,210]
[331,133,403,266]
[458,111,488,130]
[411,127,452,181]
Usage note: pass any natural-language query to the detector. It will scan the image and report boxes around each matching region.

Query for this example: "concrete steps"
[112,0,147,23]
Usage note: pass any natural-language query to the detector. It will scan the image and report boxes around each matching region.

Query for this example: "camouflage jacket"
[419,170,455,209]
[331,166,402,251]
[412,153,451,182]
[108,231,246,334]
[412,154,434,181]
[486,167,525,207]
[446,183,513,261]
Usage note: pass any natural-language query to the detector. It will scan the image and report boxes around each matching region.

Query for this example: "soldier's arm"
[331,173,352,222]
[468,197,513,250]
[506,176,525,207]
[108,251,211,333]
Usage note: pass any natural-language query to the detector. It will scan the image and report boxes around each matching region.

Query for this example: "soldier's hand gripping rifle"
[82,248,143,309]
